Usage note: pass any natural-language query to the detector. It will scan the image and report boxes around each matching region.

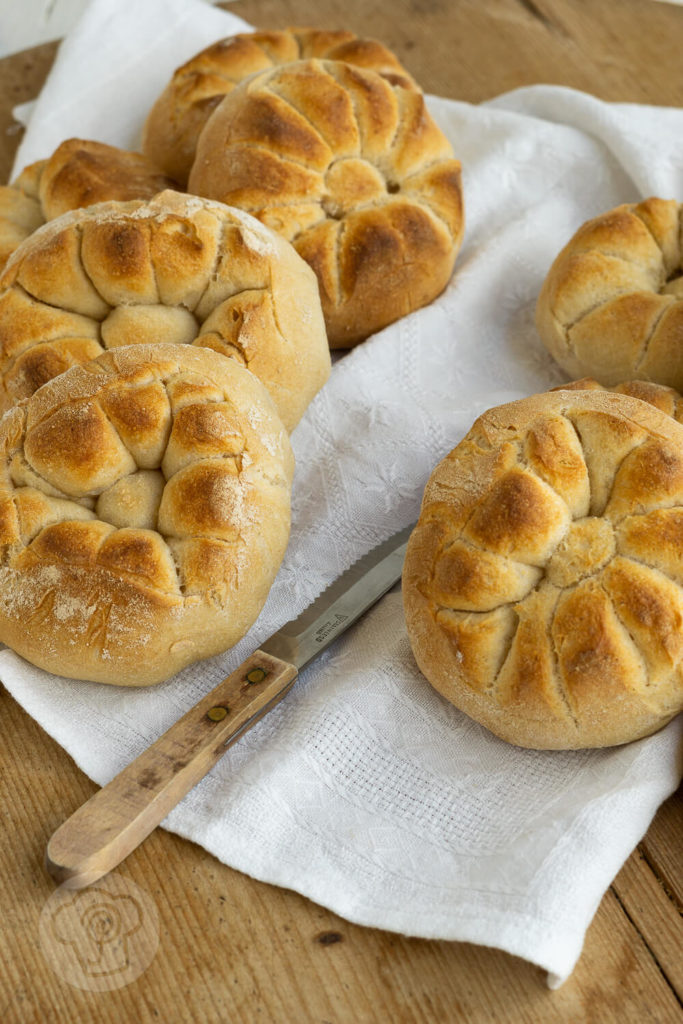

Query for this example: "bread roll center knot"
[96,469,166,530]
[546,516,615,588]
[321,158,386,219]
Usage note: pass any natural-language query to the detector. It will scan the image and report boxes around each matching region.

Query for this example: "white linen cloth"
[3,0,682,988]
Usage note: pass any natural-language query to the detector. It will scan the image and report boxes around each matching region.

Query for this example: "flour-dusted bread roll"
[551,377,683,421]
[536,198,683,388]
[0,344,293,685]
[403,390,683,749]
[0,139,176,273]
[0,189,329,429]
[143,26,417,187]
[188,59,464,347]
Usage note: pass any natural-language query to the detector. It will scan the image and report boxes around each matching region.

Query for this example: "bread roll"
[536,198,683,388]
[188,59,464,347]
[0,344,293,686]
[0,139,175,273]
[403,390,683,749]
[551,376,683,421]
[0,190,330,429]
[0,162,44,276]
[143,26,417,187]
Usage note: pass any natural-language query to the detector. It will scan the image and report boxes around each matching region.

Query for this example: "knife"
[46,524,413,889]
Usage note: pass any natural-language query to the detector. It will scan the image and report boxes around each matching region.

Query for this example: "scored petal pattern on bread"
[143,26,418,187]
[0,344,294,686]
[0,139,177,275]
[188,59,464,347]
[403,389,683,749]
[0,190,330,430]
[535,198,683,388]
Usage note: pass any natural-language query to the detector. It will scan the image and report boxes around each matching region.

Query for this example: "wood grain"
[0,2,682,1021]
[641,787,683,908]
[1,686,681,1024]
[612,845,683,996]
[228,0,683,106]
[0,39,57,183]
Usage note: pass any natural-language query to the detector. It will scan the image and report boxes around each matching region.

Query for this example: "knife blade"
[46,523,413,889]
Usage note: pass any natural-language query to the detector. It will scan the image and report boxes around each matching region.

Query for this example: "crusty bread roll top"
[536,197,683,389]
[551,376,683,421]
[403,389,683,749]
[0,138,176,274]
[0,344,294,686]
[143,26,417,186]
[0,189,330,429]
[188,58,464,347]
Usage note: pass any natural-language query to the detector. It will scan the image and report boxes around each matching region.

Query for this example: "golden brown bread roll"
[0,139,176,273]
[0,189,330,429]
[188,58,464,348]
[551,376,683,422]
[536,198,683,388]
[403,389,683,749]
[143,26,417,187]
[0,344,294,686]
[0,162,44,276]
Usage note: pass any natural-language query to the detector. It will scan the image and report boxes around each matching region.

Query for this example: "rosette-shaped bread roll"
[188,59,464,347]
[403,390,683,749]
[536,198,683,388]
[0,139,176,273]
[0,344,293,685]
[143,26,416,187]
[0,190,329,429]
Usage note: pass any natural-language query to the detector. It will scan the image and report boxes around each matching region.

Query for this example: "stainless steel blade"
[260,523,414,671]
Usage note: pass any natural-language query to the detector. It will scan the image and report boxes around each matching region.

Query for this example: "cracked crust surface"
[0,139,177,274]
[403,389,683,749]
[0,343,294,685]
[143,26,417,188]
[188,58,464,347]
[535,198,683,388]
[0,189,330,430]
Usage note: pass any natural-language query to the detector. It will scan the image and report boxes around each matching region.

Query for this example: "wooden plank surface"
[0,684,681,1023]
[0,1,682,1021]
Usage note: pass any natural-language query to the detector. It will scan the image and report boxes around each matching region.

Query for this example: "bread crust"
[551,376,683,422]
[403,389,683,749]
[0,139,176,274]
[0,343,294,685]
[0,189,330,429]
[188,58,464,347]
[535,198,683,387]
[143,26,417,187]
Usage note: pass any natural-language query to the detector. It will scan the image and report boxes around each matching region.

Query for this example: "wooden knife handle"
[45,650,298,889]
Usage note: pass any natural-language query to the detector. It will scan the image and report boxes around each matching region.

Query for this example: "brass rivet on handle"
[207,706,229,722]
[245,667,267,684]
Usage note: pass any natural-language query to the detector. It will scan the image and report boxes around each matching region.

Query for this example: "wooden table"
[0,2,681,1020]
